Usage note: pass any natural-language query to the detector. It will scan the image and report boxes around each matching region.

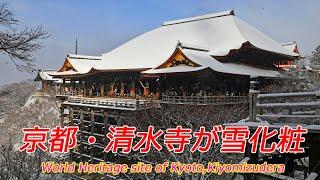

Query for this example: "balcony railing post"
[136,98,139,109]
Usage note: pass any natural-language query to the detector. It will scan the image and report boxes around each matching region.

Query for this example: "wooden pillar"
[79,109,84,161]
[53,83,56,95]
[74,80,78,95]
[68,107,74,126]
[100,83,105,97]
[77,80,82,96]
[143,82,150,97]
[61,78,65,95]
[88,82,93,97]
[182,87,187,97]
[156,79,161,100]
[47,82,51,94]
[42,81,49,92]
[249,77,259,122]
[72,80,76,93]
[42,81,45,91]
[109,83,115,97]
[82,80,85,96]
[83,81,87,96]
[120,82,125,97]
[156,92,161,99]
[69,80,73,95]
[60,104,65,125]
[130,80,136,98]
[103,110,109,161]
[90,109,94,162]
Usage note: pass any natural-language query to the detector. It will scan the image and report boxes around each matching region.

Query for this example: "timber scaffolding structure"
[60,77,250,164]
[161,94,248,105]
[60,92,249,160]
[61,93,250,180]
[228,91,320,180]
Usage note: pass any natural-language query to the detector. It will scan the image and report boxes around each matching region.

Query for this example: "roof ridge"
[281,41,297,46]
[67,54,102,60]
[162,10,235,26]
[177,41,210,52]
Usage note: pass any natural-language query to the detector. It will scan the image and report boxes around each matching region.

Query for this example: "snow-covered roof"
[281,42,299,54]
[163,10,235,26]
[58,54,102,73]
[90,10,298,71]
[67,54,102,60]
[143,48,281,77]
[34,69,60,81]
[143,65,207,74]
[49,70,81,77]
[55,10,299,76]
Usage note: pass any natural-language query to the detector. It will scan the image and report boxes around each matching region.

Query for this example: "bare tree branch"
[0,2,49,72]
[0,2,17,26]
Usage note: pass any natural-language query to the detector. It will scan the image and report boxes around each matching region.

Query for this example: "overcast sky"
[0,0,319,85]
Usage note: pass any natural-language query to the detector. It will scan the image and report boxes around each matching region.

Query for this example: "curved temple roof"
[281,41,300,54]
[54,54,102,76]
[142,48,280,77]
[35,69,60,81]
[54,10,299,77]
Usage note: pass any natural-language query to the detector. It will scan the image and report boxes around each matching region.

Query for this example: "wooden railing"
[55,90,83,97]
[227,91,320,180]
[161,94,248,105]
[63,96,159,110]
[255,91,320,122]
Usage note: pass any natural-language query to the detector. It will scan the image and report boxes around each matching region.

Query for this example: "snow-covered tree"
[310,45,320,66]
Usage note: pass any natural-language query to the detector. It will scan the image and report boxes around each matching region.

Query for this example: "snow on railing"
[55,91,81,97]
[258,91,317,98]
[63,96,159,110]
[257,91,319,104]
[161,94,248,105]
[256,91,320,121]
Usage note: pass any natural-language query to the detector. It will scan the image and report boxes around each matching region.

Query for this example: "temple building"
[39,10,302,164]
[275,41,300,71]
[47,10,299,104]
[34,69,62,94]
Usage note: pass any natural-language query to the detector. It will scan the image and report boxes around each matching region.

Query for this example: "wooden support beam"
[75,80,79,95]
[72,80,76,90]
[69,107,74,126]
[182,88,187,97]
[77,80,81,96]
[103,110,109,162]
[42,81,49,92]
[89,82,93,97]
[156,92,161,99]
[120,82,125,97]
[249,91,259,122]
[156,81,161,100]
[130,80,136,98]
[61,78,65,95]
[109,83,115,97]
[100,83,105,97]
[143,82,150,97]
[60,104,65,125]
[80,109,84,162]
[82,81,86,96]
[90,109,94,162]
[82,81,85,96]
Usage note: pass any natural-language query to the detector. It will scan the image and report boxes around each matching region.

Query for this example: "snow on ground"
[0,117,3,125]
